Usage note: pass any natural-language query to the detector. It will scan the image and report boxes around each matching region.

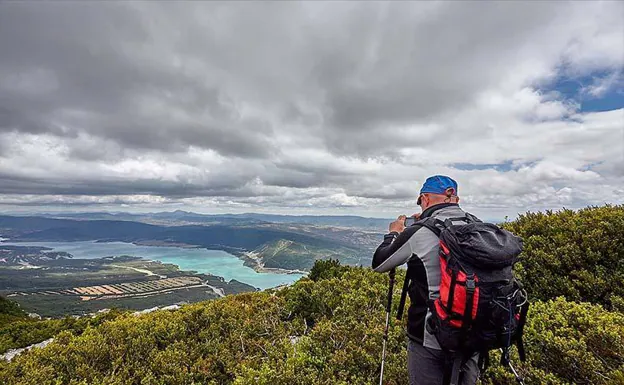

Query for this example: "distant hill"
[221,212,391,229]
[35,210,392,230]
[249,239,364,271]
[0,215,374,271]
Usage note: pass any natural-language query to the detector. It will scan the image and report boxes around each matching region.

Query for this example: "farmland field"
[0,246,255,317]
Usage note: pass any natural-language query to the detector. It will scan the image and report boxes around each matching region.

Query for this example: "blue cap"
[419,175,458,195]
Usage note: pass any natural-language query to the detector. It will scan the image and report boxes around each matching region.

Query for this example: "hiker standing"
[372,175,479,385]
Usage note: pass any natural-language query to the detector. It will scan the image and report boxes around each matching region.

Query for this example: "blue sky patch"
[539,69,624,113]
[451,160,543,172]
[451,161,515,172]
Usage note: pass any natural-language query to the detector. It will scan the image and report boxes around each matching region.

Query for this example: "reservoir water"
[1,240,305,290]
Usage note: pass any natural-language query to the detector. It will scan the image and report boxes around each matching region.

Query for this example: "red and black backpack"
[398,214,529,381]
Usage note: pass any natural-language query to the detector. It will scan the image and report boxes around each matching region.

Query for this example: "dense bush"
[1,266,622,384]
[481,297,624,385]
[502,205,624,310]
[0,292,305,384]
[0,309,125,354]
[308,258,350,282]
[0,296,27,328]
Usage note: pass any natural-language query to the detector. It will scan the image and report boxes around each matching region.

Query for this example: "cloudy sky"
[0,1,622,219]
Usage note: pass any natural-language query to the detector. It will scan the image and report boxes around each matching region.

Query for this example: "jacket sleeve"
[372,225,420,273]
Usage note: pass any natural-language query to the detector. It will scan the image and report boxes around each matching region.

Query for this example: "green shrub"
[308,259,350,282]
[0,309,124,354]
[502,205,624,310]
[0,296,27,328]
[0,266,622,384]
[239,267,407,385]
[481,297,624,385]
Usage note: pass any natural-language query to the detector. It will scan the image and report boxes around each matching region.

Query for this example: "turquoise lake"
[1,240,305,290]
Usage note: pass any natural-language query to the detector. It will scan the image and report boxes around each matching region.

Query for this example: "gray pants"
[407,339,479,385]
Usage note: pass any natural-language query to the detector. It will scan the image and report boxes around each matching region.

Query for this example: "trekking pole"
[499,348,525,385]
[379,268,396,385]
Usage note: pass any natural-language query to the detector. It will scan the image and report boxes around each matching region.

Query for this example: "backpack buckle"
[466,276,476,292]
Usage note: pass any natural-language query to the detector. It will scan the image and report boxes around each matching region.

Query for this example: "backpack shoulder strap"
[417,217,446,237]
[419,212,477,238]
[464,212,482,223]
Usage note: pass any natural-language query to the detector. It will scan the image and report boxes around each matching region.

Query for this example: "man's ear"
[445,188,455,197]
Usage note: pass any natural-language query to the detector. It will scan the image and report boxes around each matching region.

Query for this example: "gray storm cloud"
[0,1,622,217]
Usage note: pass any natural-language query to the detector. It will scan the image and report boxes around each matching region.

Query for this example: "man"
[372,175,479,385]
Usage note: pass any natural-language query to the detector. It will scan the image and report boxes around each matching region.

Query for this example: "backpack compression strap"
[516,301,530,362]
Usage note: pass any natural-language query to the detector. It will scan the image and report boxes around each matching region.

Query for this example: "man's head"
[417,175,459,210]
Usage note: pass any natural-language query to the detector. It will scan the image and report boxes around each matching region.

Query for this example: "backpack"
[397,214,529,383]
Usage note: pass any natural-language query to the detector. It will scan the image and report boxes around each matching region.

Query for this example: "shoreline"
[117,240,308,276]
[235,250,308,275]
[2,238,308,277]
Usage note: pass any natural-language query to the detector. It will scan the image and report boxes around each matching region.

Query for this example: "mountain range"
[31,210,392,230]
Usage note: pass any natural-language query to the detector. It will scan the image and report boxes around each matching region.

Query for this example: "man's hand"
[389,215,406,233]
[411,213,421,220]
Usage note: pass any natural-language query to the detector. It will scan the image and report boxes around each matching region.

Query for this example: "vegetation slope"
[0,297,27,328]
[0,205,623,384]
